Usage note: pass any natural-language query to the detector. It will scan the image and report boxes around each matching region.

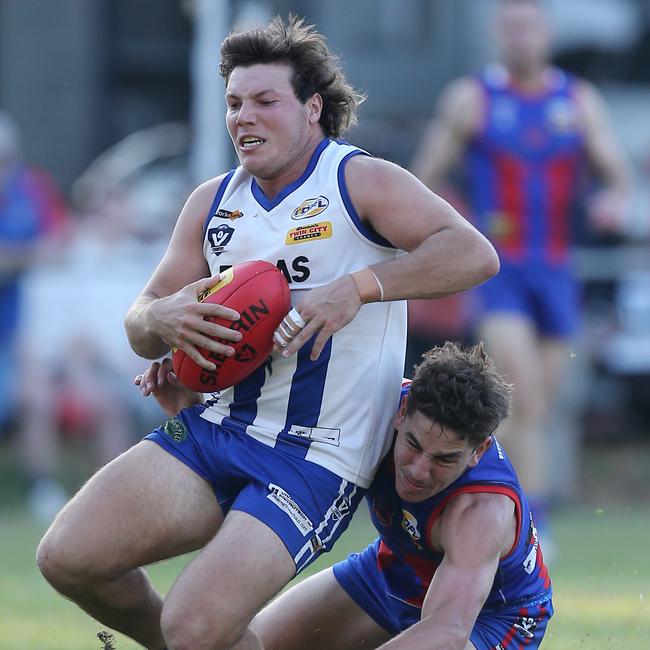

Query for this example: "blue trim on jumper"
[337,151,394,248]
[203,169,236,238]
[273,334,333,459]
[250,138,331,211]
[221,362,268,435]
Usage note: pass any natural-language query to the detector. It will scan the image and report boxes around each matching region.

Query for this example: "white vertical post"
[190,0,232,185]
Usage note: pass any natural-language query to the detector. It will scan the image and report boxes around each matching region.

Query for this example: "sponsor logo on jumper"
[523,516,539,574]
[285,221,332,245]
[267,483,313,534]
[215,208,244,220]
[207,224,235,255]
[276,256,311,283]
[547,97,579,132]
[291,196,329,220]
[287,424,341,446]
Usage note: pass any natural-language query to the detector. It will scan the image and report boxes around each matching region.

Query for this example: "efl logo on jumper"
[207,224,235,256]
[401,509,424,550]
[267,483,313,534]
[285,221,332,245]
[291,196,329,220]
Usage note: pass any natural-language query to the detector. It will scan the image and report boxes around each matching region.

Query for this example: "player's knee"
[37,530,83,594]
[161,602,246,650]
[37,525,106,595]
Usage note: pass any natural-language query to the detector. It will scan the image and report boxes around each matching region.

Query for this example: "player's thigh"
[253,567,392,650]
[539,337,572,403]
[39,440,222,576]
[162,510,297,642]
[478,314,544,405]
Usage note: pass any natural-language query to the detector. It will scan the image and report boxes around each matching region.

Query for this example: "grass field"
[1,504,648,649]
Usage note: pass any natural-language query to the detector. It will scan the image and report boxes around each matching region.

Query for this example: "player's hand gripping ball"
[172,260,291,392]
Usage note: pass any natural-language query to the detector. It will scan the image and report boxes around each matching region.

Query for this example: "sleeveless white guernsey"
[199,139,407,488]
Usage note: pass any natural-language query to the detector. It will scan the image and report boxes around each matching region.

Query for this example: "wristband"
[351,268,384,303]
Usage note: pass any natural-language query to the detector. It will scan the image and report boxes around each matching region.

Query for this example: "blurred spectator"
[1,111,169,523]
[16,188,171,523]
[0,110,73,520]
[0,110,68,433]
[410,0,632,544]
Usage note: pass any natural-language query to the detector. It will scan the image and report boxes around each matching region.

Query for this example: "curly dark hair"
[219,15,365,138]
[407,342,512,447]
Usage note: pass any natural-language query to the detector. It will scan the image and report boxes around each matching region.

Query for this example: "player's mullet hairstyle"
[407,342,512,447]
[219,14,365,139]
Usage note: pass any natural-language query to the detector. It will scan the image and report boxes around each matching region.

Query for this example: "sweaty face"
[225,63,323,191]
[497,3,552,75]
[393,409,491,503]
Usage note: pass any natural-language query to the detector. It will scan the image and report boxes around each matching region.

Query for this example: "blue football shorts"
[473,259,579,337]
[333,538,553,649]
[145,405,365,573]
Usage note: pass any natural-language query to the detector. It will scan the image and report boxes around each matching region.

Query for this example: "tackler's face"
[392,400,492,503]
[225,62,323,185]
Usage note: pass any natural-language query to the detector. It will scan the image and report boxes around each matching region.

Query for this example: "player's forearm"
[378,615,469,650]
[367,224,499,303]
[125,293,171,360]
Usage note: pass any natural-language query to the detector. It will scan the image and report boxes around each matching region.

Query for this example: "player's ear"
[468,436,492,467]
[394,394,408,428]
[307,93,323,125]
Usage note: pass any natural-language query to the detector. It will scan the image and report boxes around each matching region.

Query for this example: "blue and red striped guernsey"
[367,386,552,611]
[464,64,585,264]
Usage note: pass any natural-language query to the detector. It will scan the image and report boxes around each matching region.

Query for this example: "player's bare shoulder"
[572,78,609,127]
[184,174,231,220]
[439,76,484,138]
[434,490,517,558]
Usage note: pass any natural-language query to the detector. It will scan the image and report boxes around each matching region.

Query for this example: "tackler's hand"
[134,358,203,417]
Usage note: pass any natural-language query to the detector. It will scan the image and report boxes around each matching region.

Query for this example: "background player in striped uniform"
[37,16,498,650]
[252,342,553,650]
[411,0,632,541]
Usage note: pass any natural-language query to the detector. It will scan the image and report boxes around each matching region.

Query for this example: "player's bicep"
[345,156,474,253]
[143,177,223,298]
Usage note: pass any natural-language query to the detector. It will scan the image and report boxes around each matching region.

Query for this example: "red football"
[172,260,291,392]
